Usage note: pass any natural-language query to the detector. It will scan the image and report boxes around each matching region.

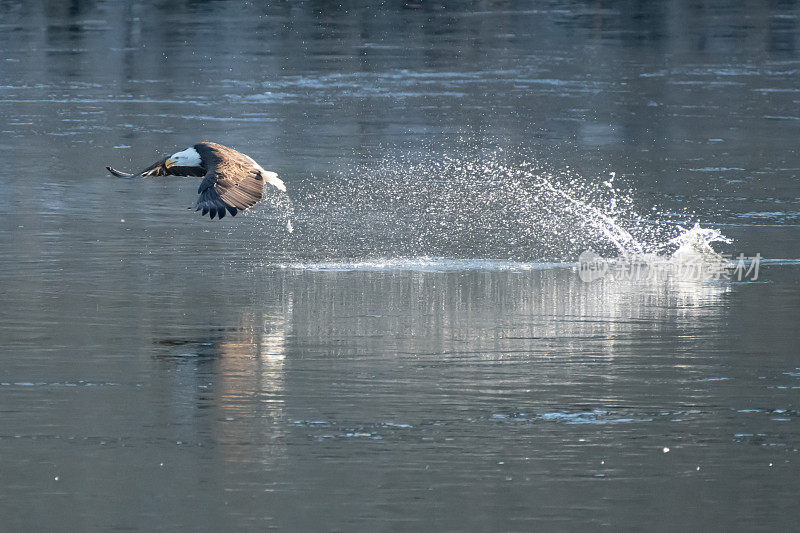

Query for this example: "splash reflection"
[281,265,732,438]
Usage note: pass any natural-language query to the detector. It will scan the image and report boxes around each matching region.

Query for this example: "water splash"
[250,188,294,234]
[537,173,645,257]
[667,223,731,263]
[243,143,731,270]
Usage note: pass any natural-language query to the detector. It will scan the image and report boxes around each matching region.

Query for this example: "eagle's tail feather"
[261,171,286,192]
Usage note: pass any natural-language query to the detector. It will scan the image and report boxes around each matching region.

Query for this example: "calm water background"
[2,1,800,530]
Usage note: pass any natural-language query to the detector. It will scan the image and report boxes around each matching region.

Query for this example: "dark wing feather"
[107,158,171,178]
[107,158,204,179]
[195,150,266,220]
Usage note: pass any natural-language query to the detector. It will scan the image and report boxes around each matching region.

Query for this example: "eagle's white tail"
[262,170,286,192]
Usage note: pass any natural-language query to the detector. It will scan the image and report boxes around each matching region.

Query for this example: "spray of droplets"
[237,142,729,265]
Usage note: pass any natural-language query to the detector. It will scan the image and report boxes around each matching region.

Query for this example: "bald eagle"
[107,142,286,220]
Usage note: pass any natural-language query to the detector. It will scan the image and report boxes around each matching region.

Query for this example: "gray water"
[2,1,800,531]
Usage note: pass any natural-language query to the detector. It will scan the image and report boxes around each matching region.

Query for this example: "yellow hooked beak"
[164,157,176,168]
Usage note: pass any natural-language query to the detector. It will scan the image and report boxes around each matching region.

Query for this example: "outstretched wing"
[107,158,171,178]
[195,160,266,220]
[107,158,205,178]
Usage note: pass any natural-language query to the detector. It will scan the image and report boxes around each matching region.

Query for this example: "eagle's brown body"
[107,142,285,220]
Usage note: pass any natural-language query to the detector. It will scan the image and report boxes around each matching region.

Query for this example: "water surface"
[1,1,799,530]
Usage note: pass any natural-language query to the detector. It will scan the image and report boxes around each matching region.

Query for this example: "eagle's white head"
[165,147,202,168]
